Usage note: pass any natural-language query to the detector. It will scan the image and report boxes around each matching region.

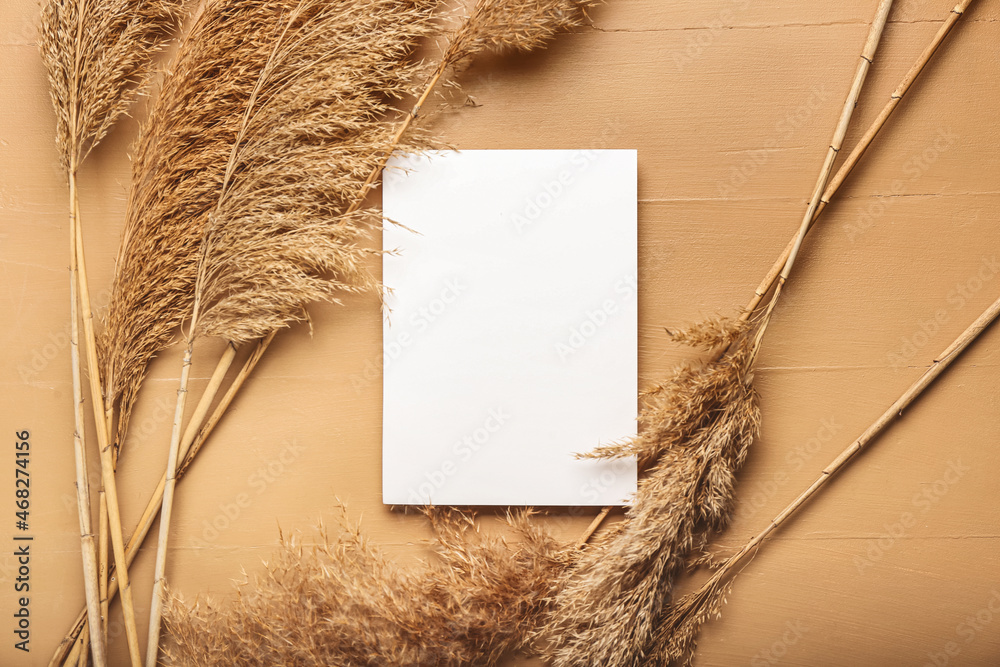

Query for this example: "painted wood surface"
[1,0,998,664]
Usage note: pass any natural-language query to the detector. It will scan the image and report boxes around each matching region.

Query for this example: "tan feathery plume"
[39,0,182,170]
[141,0,438,661]
[544,324,760,666]
[57,1,599,660]
[545,2,897,663]
[163,508,570,666]
[653,292,1000,665]
[98,0,429,449]
[39,0,182,663]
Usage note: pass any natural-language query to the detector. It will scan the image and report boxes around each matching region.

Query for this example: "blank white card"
[382,150,637,506]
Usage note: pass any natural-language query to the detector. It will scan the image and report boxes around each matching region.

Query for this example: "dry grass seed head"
[99,0,436,449]
[444,0,596,64]
[545,327,759,666]
[40,0,183,168]
[164,507,569,666]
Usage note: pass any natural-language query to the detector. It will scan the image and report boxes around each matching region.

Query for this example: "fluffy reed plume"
[163,509,570,666]
[54,1,603,661]
[39,0,182,168]
[447,0,596,59]
[543,318,760,666]
[142,2,440,661]
[98,0,434,449]
[40,1,181,664]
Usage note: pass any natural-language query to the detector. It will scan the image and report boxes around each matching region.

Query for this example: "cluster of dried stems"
[42,0,981,664]
[47,0,599,664]
[40,0,183,663]
[542,319,760,666]
[163,509,570,666]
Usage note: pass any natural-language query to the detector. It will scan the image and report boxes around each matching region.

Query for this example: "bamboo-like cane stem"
[780,0,893,286]
[73,194,143,666]
[68,167,107,667]
[64,635,82,667]
[579,0,975,547]
[749,0,893,359]
[742,0,975,319]
[97,490,108,647]
[145,343,193,667]
[77,633,88,667]
[177,334,269,476]
[51,335,266,665]
[665,291,1000,635]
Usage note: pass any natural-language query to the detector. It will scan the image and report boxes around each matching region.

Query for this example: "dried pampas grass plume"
[163,508,570,666]
[448,0,596,60]
[98,0,435,449]
[40,0,182,663]
[544,319,760,666]
[141,1,438,661]
[39,0,182,167]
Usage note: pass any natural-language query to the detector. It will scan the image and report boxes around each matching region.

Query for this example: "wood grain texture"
[1,0,998,664]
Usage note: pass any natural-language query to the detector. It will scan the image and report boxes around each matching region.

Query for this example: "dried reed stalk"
[742,0,976,319]
[68,198,105,667]
[163,508,570,666]
[165,0,602,488]
[40,0,181,663]
[654,292,1000,664]
[767,0,893,307]
[545,4,895,663]
[545,321,761,666]
[578,0,976,547]
[139,0,440,662]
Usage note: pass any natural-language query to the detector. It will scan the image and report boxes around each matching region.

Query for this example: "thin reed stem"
[659,291,1000,653]
[781,0,893,285]
[579,0,975,546]
[97,490,108,647]
[742,0,975,318]
[145,344,193,666]
[68,166,107,667]
[73,194,142,666]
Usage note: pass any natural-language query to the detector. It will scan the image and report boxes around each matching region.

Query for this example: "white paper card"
[382,149,637,506]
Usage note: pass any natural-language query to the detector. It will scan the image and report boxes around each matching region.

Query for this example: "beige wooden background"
[2,0,999,665]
